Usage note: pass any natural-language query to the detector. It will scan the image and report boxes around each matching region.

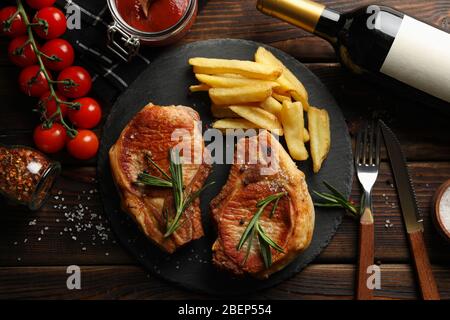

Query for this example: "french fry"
[260,96,283,116]
[280,101,308,161]
[308,106,331,173]
[291,91,308,111]
[220,73,246,78]
[209,84,273,105]
[303,128,310,143]
[229,106,283,135]
[189,57,282,80]
[189,84,210,92]
[212,118,259,130]
[195,74,280,89]
[210,104,239,118]
[272,92,292,103]
[255,47,309,110]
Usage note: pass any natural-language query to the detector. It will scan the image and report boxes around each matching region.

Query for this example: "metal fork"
[354,120,381,300]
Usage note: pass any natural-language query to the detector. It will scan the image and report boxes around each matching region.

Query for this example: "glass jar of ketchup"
[107,0,198,61]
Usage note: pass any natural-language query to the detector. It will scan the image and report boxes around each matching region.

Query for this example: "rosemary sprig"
[137,172,172,188]
[237,192,286,269]
[136,148,214,237]
[136,153,173,188]
[313,181,359,219]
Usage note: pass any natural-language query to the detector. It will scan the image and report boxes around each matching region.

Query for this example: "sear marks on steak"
[211,131,315,279]
[109,103,211,253]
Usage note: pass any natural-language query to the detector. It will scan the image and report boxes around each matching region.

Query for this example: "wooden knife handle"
[408,231,440,300]
[356,218,374,300]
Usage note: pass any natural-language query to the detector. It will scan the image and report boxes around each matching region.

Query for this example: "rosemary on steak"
[237,192,286,269]
[137,148,214,237]
[313,181,359,219]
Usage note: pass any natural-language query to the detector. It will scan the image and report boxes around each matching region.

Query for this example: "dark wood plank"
[0,264,449,299]
[407,231,440,300]
[0,166,133,266]
[1,162,449,266]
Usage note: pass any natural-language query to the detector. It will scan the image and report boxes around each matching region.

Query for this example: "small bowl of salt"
[433,179,450,243]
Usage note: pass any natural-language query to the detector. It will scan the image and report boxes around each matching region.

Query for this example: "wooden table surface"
[1,0,450,300]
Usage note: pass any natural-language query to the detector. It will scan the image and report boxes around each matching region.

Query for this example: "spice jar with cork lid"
[0,145,61,210]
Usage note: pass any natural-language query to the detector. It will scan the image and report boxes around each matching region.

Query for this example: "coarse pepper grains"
[0,145,61,210]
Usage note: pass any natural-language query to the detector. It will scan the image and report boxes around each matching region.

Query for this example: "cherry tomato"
[66,129,99,160]
[8,36,38,67]
[57,66,92,99]
[41,38,74,71]
[26,0,57,10]
[38,91,68,119]
[33,7,67,40]
[33,123,66,153]
[0,6,27,38]
[19,65,50,97]
[68,97,102,129]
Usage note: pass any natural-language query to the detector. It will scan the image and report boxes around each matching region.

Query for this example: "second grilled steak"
[211,131,315,279]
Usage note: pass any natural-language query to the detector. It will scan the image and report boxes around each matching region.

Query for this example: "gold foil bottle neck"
[257,0,325,33]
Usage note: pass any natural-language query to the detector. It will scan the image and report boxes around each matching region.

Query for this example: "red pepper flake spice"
[0,145,60,210]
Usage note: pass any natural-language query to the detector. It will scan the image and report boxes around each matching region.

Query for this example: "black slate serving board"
[97,39,353,295]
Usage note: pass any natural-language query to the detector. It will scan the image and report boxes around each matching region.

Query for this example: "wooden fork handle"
[408,231,440,300]
[356,209,374,300]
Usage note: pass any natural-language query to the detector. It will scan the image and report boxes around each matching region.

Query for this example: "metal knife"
[379,120,440,300]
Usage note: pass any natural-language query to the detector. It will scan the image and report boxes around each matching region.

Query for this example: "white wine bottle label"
[380,16,450,103]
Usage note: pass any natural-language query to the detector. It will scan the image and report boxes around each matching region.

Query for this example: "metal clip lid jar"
[107,0,198,61]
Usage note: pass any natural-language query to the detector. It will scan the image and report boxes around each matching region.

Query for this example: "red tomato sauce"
[116,0,189,33]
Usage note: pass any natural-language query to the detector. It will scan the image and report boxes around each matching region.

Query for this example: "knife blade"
[379,120,423,233]
[379,120,440,300]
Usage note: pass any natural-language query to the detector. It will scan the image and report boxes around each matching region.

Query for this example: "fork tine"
[375,121,381,167]
[362,122,368,165]
[368,120,375,165]
[355,126,363,166]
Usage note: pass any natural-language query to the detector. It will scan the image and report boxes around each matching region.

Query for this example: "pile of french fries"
[188,47,331,173]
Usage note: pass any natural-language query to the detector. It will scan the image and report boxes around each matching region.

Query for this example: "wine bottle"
[256,0,450,107]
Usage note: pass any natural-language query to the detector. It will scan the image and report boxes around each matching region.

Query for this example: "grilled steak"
[211,131,315,278]
[109,104,211,253]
